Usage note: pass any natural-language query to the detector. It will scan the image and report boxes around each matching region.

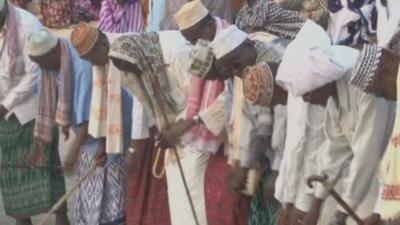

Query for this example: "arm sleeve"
[314,98,353,200]
[1,20,42,110]
[73,61,93,125]
[338,94,395,211]
[198,88,227,136]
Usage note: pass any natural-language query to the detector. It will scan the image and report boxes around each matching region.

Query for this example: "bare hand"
[227,166,248,195]
[63,140,82,176]
[362,214,382,225]
[156,119,195,149]
[330,211,348,225]
[61,126,70,141]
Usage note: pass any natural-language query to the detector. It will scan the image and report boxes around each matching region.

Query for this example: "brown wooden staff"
[307,175,364,225]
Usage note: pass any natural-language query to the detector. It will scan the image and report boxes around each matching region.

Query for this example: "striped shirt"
[99,0,145,33]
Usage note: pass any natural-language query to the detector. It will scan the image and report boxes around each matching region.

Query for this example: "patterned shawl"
[3,2,18,78]
[34,39,72,144]
[98,0,144,33]
[109,33,177,130]
[236,0,305,39]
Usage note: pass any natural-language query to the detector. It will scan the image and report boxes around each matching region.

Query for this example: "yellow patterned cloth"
[380,63,400,220]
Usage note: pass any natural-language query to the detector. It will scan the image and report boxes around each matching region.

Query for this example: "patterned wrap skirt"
[0,116,66,219]
[126,137,171,225]
[74,145,126,225]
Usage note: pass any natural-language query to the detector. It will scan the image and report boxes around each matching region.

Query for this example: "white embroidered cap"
[27,29,58,57]
[175,0,209,30]
[211,25,248,59]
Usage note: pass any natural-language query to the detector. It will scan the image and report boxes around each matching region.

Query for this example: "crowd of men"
[0,0,399,225]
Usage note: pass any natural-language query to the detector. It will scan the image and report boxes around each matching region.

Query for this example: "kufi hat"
[243,62,274,106]
[188,39,214,78]
[350,44,382,91]
[175,0,209,30]
[71,22,99,56]
[27,29,58,57]
[211,25,248,59]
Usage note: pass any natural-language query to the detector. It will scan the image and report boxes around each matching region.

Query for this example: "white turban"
[27,29,58,57]
[211,25,248,59]
[276,20,359,96]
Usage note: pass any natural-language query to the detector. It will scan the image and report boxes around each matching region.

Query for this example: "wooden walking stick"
[136,44,200,225]
[37,163,100,225]
[307,175,364,225]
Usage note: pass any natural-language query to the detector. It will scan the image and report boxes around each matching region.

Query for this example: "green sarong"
[0,116,66,218]
[249,157,281,225]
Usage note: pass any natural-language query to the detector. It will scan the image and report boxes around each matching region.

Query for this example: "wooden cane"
[136,45,200,225]
[37,163,99,225]
[307,175,364,225]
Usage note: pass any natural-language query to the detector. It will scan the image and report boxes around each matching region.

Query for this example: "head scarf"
[109,33,177,129]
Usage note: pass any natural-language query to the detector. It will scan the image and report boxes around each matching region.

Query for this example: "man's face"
[111,57,142,75]
[82,33,110,66]
[181,19,215,45]
[203,59,232,81]
[218,42,257,78]
[30,43,61,71]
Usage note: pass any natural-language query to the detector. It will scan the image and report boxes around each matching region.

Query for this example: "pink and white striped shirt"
[99,0,144,33]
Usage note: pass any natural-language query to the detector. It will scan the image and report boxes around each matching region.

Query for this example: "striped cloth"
[3,2,18,79]
[181,76,224,155]
[99,0,144,33]
[34,39,72,145]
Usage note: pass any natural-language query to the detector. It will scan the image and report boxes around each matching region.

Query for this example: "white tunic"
[314,77,396,212]
[0,8,42,124]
